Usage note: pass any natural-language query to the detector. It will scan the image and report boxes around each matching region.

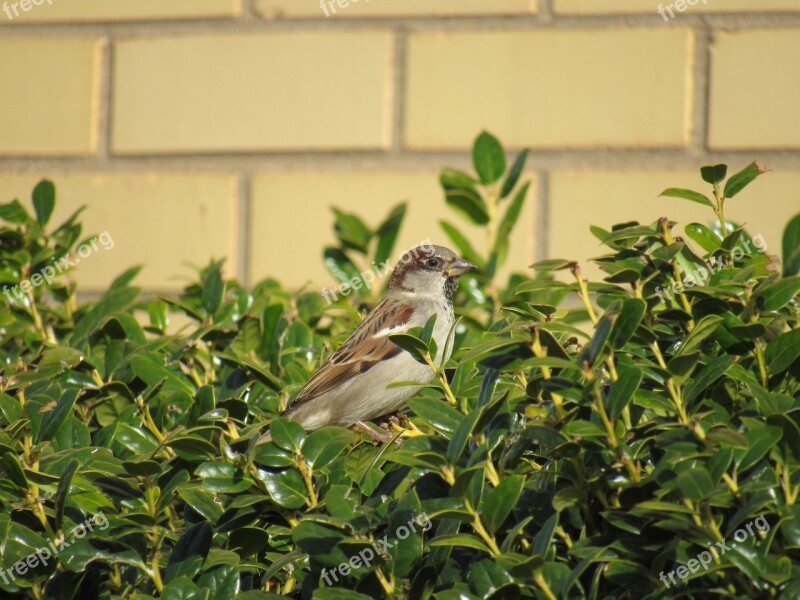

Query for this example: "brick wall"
[0,0,798,292]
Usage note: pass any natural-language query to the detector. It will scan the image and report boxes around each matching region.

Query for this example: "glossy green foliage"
[0,138,798,599]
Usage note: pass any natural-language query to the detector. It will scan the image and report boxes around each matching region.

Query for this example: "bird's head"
[388,245,477,301]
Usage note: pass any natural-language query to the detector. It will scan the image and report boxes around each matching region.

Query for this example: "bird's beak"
[446,258,478,277]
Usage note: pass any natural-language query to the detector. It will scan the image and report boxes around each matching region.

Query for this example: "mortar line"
[390,28,408,153]
[690,22,712,155]
[94,36,112,160]
[3,150,800,174]
[240,0,257,20]
[3,13,800,36]
[536,170,549,262]
[236,172,252,287]
[538,0,554,23]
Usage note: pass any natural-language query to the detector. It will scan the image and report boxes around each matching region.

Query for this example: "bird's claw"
[354,420,403,446]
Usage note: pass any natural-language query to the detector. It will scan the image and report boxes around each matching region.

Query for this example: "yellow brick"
[709,30,800,149]
[112,32,393,154]
[0,173,237,291]
[0,38,99,156]
[1,0,236,22]
[549,170,796,280]
[405,29,693,149]
[256,0,535,18]
[250,171,536,288]
[556,0,799,14]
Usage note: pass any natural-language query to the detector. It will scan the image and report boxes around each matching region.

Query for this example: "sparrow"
[259,245,476,443]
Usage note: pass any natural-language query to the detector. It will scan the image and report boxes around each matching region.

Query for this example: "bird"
[258,245,476,443]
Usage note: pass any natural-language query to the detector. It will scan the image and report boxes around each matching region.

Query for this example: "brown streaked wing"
[283,300,415,415]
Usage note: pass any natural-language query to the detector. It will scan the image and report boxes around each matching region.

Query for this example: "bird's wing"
[283,300,415,414]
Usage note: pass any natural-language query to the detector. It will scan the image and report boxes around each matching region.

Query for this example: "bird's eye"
[426,258,441,269]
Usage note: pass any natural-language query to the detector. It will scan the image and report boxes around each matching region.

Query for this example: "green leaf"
[708,428,748,449]
[756,276,800,312]
[685,223,722,253]
[332,207,372,253]
[408,398,462,436]
[420,313,437,345]
[32,180,56,225]
[38,388,79,443]
[782,212,800,276]
[766,329,800,374]
[440,169,478,193]
[196,462,253,493]
[258,468,308,509]
[553,487,582,512]
[253,443,294,468]
[606,367,642,420]
[522,357,581,371]
[473,131,506,185]
[601,225,659,244]
[58,538,148,573]
[737,425,782,472]
[301,427,353,470]
[123,458,162,477]
[609,298,646,349]
[0,515,49,569]
[389,332,430,364]
[532,513,558,556]
[477,368,499,409]
[292,521,349,567]
[500,149,528,199]
[428,534,491,553]
[723,161,768,198]
[676,315,724,356]
[54,459,80,530]
[1,452,29,489]
[323,247,362,285]
[580,314,612,367]
[158,576,205,599]
[445,189,490,226]
[530,259,578,272]
[667,350,701,383]
[700,164,727,185]
[659,188,714,208]
[231,317,259,356]
[129,355,192,395]
[115,423,159,455]
[165,522,213,583]
[269,417,306,453]
[447,410,481,464]
[483,475,525,533]
[683,355,735,403]
[562,421,606,438]
[196,565,239,600]
[0,199,31,224]
[201,262,225,315]
[314,589,375,600]
[676,467,714,501]
[374,203,407,265]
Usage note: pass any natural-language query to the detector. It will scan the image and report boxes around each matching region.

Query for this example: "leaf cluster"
[0,136,798,599]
